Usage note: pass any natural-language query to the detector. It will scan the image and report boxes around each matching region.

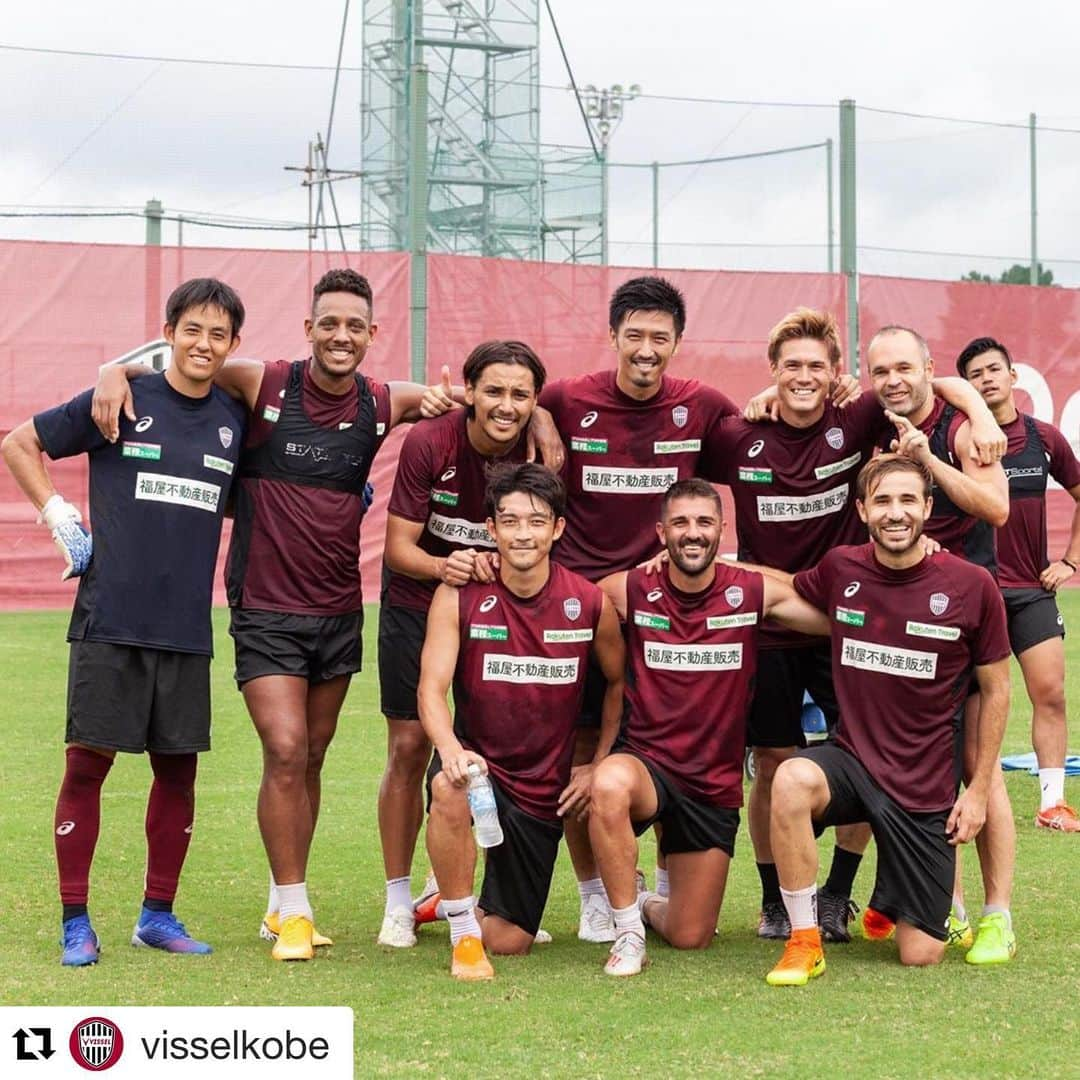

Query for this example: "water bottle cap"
[467,762,481,778]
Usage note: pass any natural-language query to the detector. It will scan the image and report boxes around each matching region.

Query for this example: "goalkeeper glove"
[39,494,93,581]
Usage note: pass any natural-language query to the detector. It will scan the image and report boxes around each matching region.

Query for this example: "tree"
[961,262,1055,286]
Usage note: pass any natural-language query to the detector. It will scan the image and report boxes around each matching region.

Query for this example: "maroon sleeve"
[1038,420,1080,490]
[843,392,890,446]
[972,569,1011,666]
[244,360,290,448]
[387,423,438,524]
[697,384,739,423]
[699,415,740,484]
[366,377,393,451]
[539,379,565,427]
[793,557,831,610]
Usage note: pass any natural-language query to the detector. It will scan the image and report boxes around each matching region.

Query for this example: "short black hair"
[661,478,724,520]
[312,268,373,317]
[609,276,686,338]
[485,462,566,521]
[165,278,245,337]
[956,336,1013,377]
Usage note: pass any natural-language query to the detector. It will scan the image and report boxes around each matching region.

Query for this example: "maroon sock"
[144,753,198,903]
[55,746,114,906]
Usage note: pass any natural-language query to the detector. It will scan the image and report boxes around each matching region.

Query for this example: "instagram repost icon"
[69,1017,124,1071]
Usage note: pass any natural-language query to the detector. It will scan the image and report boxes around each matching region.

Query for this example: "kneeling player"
[590,479,830,976]
[417,464,625,979]
[765,455,1010,986]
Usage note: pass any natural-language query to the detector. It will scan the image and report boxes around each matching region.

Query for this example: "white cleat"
[412,870,439,913]
[378,905,418,948]
[605,931,647,977]
[578,893,616,943]
[534,928,553,945]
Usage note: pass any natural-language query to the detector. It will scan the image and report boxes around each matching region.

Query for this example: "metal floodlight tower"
[580,83,639,264]
[360,0,544,258]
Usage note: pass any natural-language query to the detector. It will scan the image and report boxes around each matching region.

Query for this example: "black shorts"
[426,755,561,937]
[1002,587,1064,656]
[797,743,954,941]
[230,608,362,687]
[747,643,839,748]
[623,750,739,857]
[377,603,428,720]
[66,640,211,754]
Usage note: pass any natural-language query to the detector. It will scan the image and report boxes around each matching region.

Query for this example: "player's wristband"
[1062,558,1077,573]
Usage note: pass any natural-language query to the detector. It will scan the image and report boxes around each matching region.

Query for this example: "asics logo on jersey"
[441,467,457,482]
[184,824,194,834]
[647,588,663,602]
[479,595,498,613]
[134,416,154,433]
[929,592,950,616]
[826,427,844,450]
[748,439,765,458]
[843,582,861,598]
[580,411,599,428]
[56,820,76,836]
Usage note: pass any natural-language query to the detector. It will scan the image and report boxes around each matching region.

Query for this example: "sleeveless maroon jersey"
[385,410,527,612]
[227,359,391,615]
[621,564,765,808]
[453,563,603,821]
[540,370,737,580]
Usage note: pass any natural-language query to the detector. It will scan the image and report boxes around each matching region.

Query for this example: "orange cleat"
[860,906,896,941]
[451,935,494,981]
[766,928,826,986]
[413,891,442,926]
[1035,801,1080,833]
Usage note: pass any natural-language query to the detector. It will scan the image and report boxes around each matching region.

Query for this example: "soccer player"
[702,309,1005,943]
[958,336,1080,830]
[1,278,248,965]
[91,268,454,961]
[417,463,625,980]
[865,325,1016,963]
[590,479,830,976]
[533,275,741,941]
[376,340,546,947]
[765,455,1010,986]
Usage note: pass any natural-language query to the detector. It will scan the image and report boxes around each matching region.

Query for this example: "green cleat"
[965,912,1016,965]
[946,909,973,950]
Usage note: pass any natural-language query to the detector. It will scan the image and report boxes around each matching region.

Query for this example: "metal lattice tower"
[360,0,601,261]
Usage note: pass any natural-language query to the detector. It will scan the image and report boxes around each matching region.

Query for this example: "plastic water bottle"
[801,691,828,744]
[467,763,504,848]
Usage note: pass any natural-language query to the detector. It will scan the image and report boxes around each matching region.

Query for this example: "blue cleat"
[61,914,100,967]
[131,907,212,954]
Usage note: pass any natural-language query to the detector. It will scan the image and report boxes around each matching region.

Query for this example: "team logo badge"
[647,588,663,602]
[724,585,744,609]
[441,467,457,482]
[748,439,765,458]
[218,426,233,449]
[70,1017,124,1071]
[825,427,844,450]
[843,582,861,598]
[672,405,688,428]
[929,592,949,616]
[134,416,153,433]
[479,595,498,613]
[564,597,582,621]
[580,411,599,428]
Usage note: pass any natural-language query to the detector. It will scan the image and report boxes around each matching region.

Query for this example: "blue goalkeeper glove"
[40,494,93,580]
[363,482,375,510]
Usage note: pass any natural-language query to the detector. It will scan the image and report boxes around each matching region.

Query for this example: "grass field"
[2,603,1079,1078]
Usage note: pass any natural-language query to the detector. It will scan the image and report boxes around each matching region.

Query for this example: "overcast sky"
[3,1,1079,284]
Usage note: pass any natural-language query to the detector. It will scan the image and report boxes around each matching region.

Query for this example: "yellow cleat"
[450,935,494,981]
[946,909,974,950]
[261,911,333,947]
[271,915,314,962]
[766,929,826,987]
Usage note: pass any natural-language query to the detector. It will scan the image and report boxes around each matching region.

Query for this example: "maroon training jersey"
[452,564,604,821]
[230,359,391,614]
[621,564,765,808]
[540,370,737,580]
[997,412,1080,588]
[794,544,1010,813]
[385,410,527,612]
[702,395,889,647]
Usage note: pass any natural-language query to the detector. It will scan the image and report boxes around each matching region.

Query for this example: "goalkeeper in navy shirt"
[1,278,247,966]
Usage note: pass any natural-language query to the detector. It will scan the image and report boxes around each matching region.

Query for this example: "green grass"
[2,602,1079,1078]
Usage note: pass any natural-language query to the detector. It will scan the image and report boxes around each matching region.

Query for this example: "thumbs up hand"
[420,364,463,417]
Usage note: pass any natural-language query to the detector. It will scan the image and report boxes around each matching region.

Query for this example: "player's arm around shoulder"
[213,357,266,410]
[951,421,1009,526]
[597,571,629,622]
[931,376,1007,464]
[761,573,830,638]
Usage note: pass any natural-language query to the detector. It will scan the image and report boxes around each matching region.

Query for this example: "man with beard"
[589,479,830,976]
[765,455,1010,986]
[958,336,1080,832]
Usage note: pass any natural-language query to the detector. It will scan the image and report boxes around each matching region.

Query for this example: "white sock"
[434,899,449,921]
[267,872,279,916]
[780,884,817,931]
[385,876,412,914]
[952,895,967,922]
[611,902,645,939]
[277,882,312,921]
[982,904,1012,930]
[638,890,663,927]
[655,867,670,899]
[443,896,482,945]
[577,877,608,906]
[1039,767,1065,810]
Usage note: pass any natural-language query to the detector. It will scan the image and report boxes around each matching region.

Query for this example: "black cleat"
[757,900,791,940]
[818,889,859,943]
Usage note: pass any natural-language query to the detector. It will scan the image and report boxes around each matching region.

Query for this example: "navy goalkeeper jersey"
[34,374,246,655]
